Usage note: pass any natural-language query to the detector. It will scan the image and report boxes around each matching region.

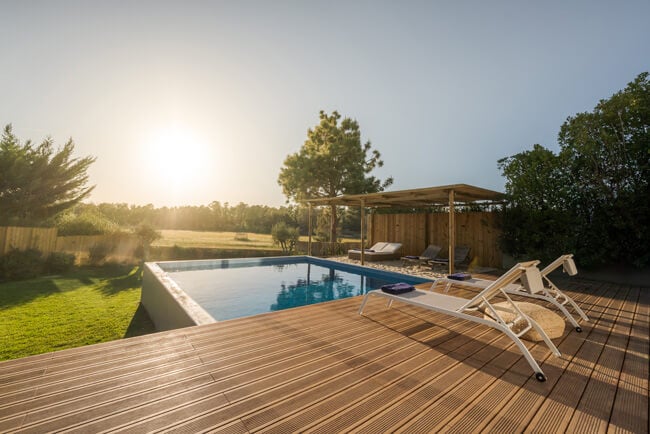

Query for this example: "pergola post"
[448,189,455,275]
[307,203,312,256]
[360,199,365,265]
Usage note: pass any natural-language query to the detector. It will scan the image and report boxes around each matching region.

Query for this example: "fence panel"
[369,212,502,268]
[0,226,58,255]
[56,234,140,263]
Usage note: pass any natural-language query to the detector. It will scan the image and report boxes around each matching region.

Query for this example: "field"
[0,266,155,361]
[153,229,359,250]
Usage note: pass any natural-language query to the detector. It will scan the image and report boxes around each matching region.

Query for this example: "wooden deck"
[0,278,648,433]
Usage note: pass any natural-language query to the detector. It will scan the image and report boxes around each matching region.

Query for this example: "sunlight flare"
[144,124,210,187]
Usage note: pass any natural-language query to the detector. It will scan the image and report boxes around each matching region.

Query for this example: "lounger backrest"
[370,242,387,251]
[382,243,402,253]
[460,260,541,310]
[562,256,578,276]
[422,244,442,259]
[540,254,577,277]
[519,265,546,294]
[454,245,471,263]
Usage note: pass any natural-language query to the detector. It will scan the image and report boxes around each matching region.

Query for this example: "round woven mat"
[485,301,565,341]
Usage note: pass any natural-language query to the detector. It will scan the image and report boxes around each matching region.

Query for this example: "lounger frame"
[433,254,588,331]
[359,261,560,381]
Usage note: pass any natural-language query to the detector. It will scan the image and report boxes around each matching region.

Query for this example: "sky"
[2,0,649,208]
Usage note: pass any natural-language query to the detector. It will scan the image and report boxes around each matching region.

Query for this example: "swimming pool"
[141,256,430,330]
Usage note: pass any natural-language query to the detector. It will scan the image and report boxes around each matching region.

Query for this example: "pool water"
[166,258,428,321]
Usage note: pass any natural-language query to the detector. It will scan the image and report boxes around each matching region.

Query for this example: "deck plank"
[481,282,629,433]
[394,279,611,433]
[0,278,647,433]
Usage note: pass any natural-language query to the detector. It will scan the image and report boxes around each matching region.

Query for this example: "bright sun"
[145,125,208,187]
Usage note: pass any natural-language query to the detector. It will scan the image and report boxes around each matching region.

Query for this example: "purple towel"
[380,282,415,295]
[447,273,472,281]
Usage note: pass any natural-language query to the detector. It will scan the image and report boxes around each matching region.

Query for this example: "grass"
[0,266,156,361]
[154,230,278,249]
[154,229,360,250]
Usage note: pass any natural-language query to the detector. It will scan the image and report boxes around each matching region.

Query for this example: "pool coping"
[142,255,431,331]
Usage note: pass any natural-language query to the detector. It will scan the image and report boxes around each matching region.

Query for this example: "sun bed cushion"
[381,243,402,254]
[380,283,415,295]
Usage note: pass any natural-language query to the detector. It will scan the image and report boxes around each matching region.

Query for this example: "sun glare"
[144,125,209,188]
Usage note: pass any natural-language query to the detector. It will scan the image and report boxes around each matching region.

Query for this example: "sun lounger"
[401,244,442,267]
[431,254,588,332]
[348,242,403,261]
[427,245,471,269]
[359,260,561,381]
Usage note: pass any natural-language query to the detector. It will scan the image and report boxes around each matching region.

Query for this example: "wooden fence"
[0,226,58,255]
[0,226,139,264]
[367,212,503,268]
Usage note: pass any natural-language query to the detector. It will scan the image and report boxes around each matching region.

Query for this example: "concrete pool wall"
[142,261,216,331]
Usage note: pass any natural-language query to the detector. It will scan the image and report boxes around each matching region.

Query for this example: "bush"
[56,211,118,235]
[88,243,113,265]
[0,249,44,281]
[44,252,76,274]
[271,222,300,254]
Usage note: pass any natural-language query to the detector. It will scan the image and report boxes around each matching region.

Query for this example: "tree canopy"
[0,125,96,225]
[278,110,393,241]
[498,72,650,267]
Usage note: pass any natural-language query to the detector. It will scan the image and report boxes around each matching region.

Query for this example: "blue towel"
[380,282,415,295]
[403,255,420,259]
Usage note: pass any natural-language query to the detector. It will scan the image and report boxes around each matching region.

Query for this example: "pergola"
[304,183,505,273]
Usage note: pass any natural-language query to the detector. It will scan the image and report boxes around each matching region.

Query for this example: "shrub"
[88,243,113,265]
[44,252,76,274]
[56,211,118,235]
[0,249,44,281]
[134,223,161,261]
[271,222,300,254]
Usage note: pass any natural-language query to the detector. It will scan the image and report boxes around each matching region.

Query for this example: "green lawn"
[0,266,156,361]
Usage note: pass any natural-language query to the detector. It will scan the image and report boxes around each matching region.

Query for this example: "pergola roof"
[304,183,505,208]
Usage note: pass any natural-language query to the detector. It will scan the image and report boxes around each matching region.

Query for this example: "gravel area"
[329,255,497,280]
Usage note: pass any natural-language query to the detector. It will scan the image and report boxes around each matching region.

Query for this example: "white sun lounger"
[432,254,588,332]
[358,261,561,381]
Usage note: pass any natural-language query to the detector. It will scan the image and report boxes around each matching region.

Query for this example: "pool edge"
[141,261,216,331]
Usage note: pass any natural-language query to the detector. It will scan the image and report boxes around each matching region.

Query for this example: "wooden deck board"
[607,289,649,433]
[482,282,627,433]
[369,279,616,434]
[406,281,625,433]
[0,279,647,433]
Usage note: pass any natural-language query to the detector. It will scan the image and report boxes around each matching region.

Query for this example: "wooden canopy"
[305,184,504,207]
[304,184,505,272]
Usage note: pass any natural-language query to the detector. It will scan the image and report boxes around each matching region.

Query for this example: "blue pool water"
[165,257,429,321]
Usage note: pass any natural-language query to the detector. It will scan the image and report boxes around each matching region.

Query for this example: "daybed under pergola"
[304,183,505,273]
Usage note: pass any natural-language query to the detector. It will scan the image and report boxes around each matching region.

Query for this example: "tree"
[271,222,300,254]
[0,125,96,225]
[278,110,393,242]
[135,223,161,261]
[498,72,650,267]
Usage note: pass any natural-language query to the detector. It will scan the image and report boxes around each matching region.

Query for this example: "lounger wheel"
[535,372,546,382]
[575,326,582,333]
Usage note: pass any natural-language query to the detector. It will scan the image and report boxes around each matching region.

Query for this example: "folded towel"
[447,273,472,281]
[364,249,375,252]
[403,255,420,259]
[380,282,415,295]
